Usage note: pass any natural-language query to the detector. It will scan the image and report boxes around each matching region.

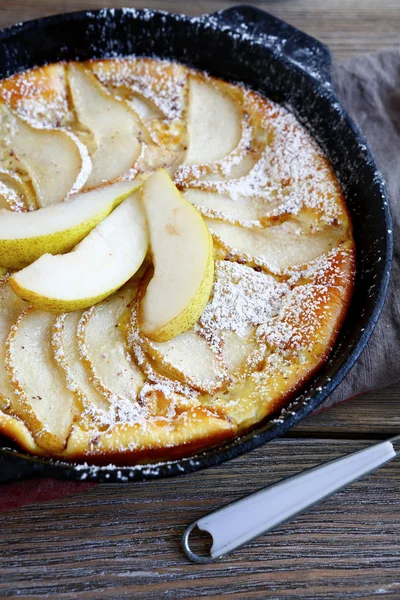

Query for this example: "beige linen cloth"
[326,49,400,405]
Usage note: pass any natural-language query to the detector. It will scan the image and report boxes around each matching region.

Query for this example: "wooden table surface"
[0,1,399,598]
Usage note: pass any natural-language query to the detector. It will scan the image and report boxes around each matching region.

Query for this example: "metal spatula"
[182,436,400,563]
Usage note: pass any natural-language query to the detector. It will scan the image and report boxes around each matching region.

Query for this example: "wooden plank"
[0,0,398,60]
[1,439,400,599]
[294,385,400,436]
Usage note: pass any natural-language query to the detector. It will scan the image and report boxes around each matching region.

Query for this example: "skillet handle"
[211,5,333,87]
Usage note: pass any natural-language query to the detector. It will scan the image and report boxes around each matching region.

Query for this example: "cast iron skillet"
[0,5,393,483]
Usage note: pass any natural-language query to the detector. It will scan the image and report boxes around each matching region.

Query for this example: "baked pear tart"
[0,58,355,464]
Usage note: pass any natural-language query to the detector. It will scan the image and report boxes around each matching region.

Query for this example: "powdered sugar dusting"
[259,284,330,350]
[200,261,289,338]
[64,131,93,195]
[0,65,71,128]
[0,181,25,211]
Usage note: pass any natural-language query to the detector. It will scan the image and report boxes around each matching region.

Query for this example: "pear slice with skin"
[10,191,148,312]
[0,179,141,269]
[68,64,146,188]
[139,169,214,343]
[5,307,77,451]
[77,280,145,404]
[0,103,91,207]
[183,76,242,166]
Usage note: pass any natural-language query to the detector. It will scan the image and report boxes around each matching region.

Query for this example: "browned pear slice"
[141,330,227,394]
[206,218,345,272]
[183,189,275,224]
[52,312,109,414]
[88,57,188,120]
[77,281,145,403]
[86,59,188,173]
[0,103,91,207]
[220,330,259,375]
[5,307,77,451]
[0,170,37,211]
[200,152,258,183]
[176,117,259,187]
[127,300,200,401]
[183,76,242,166]
[0,281,29,415]
[0,181,20,211]
[68,64,145,188]
[0,63,70,128]
[0,194,8,211]
[126,94,164,122]
[0,411,42,455]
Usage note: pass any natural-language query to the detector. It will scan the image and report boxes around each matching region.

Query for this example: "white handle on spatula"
[182,437,400,563]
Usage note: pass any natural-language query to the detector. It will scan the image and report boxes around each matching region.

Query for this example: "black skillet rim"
[0,6,393,483]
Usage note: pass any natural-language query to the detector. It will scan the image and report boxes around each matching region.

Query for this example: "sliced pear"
[52,312,109,413]
[0,170,37,211]
[87,60,188,173]
[183,76,242,166]
[128,301,199,400]
[0,411,43,455]
[176,117,258,186]
[141,330,227,394]
[10,191,148,312]
[220,330,258,374]
[200,152,258,183]
[68,64,145,188]
[0,282,28,415]
[139,169,214,342]
[0,267,8,279]
[5,307,77,451]
[0,63,70,128]
[0,181,20,211]
[77,281,145,403]
[89,57,188,120]
[206,218,345,272]
[0,103,91,207]
[0,179,141,269]
[126,94,164,121]
[136,142,185,177]
[183,189,274,224]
